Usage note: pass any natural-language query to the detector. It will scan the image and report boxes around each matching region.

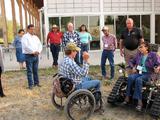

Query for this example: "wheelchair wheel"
[51,92,66,110]
[64,89,96,120]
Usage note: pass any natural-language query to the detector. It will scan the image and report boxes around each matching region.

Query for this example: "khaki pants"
[124,48,138,75]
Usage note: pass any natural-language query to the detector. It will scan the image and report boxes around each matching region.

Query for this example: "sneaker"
[121,101,128,106]
[136,105,142,112]
[102,75,109,80]
[0,94,6,97]
[34,84,41,87]
[28,86,33,90]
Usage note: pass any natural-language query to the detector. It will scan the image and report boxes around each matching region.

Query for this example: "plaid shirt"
[59,56,89,85]
[62,31,81,47]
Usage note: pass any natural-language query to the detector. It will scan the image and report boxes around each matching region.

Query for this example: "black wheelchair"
[107,44,160,119]
[51,73,103,120]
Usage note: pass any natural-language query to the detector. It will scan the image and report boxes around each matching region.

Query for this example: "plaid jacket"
[59,56,89,85]
[62,31,81,47]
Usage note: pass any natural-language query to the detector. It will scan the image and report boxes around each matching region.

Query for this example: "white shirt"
[22,33,42,54]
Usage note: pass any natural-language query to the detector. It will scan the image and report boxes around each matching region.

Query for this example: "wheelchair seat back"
[53,73,75,98]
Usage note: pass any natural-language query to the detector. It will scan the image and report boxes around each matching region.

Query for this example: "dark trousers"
[101,50,115,79]
[80,43,89,64]
[0,66,5,97]
[25,54,39,87]
[50,44,60,65]
[75,52,80,65]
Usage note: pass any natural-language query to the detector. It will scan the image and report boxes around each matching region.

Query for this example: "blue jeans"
[76,76,101,91]
[80,43,89,64]
[126,73,150,100]
[101,50,115,79]
[50,44,60,65]
[25,54,39,87]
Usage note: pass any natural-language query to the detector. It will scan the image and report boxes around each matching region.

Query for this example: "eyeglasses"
[139,46,144,49]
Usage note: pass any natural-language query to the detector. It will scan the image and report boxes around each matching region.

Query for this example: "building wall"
[43,0,160,49]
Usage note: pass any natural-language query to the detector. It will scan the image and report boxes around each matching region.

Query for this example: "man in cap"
[47,24,63,68]
[101,26,117,80]
[59,42,100,91]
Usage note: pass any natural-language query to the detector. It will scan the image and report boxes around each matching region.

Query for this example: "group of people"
[0,17,160,109]
[47,22,92,67]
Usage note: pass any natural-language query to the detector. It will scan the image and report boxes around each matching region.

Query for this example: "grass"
[0,65,153,120]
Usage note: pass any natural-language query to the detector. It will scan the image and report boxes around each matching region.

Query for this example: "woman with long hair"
[79,24,92,64]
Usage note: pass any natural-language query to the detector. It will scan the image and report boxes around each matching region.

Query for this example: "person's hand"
[120,49,124,57]
[82,52,89,63]
[33,51,39,56]
[132,67,137,73]
[154,66,160,73]
[47,44,50,47]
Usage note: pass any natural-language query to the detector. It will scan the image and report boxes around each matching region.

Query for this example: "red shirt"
[47,32,63,44]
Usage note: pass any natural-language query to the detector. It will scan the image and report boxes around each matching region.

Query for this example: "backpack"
[52,73,75,98]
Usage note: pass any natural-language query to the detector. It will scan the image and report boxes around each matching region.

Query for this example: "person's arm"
[88,33,92,41]
[76,32,81,47]
[62,32,67,47]
[46,33,50,47]
[120,30,125,57]
[114,35,118,50]
[37,37,43,54]
[120,39,124,57]
[69,52,90,78]
[139,28,144,43]
[0,46,4,72]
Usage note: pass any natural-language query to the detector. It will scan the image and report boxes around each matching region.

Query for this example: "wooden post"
[11,0,17,37]
[23,0,28,30]
[17,0,23,28]
[1,0,8,46]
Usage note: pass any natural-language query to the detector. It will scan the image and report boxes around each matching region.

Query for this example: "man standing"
[47,24,63,68]
[22,24,42,89]
[120,18,144,65]
[63,22,81,65]
[101,26,117,80]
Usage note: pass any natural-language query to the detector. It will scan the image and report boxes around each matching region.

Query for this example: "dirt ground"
[0,66,154,120]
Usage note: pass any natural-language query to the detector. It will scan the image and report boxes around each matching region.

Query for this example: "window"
[61,17,74,32]
[75,16,88,31]
[89,16,100,50]
[142,15,150,42]
[48,17,59,31]
[104,16,114,34]
[129,15,140,28]
[115,15,127,40]
[155,15,160,44]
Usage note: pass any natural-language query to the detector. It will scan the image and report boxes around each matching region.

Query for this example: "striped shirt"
[102,34,117,51]
[59,56,89,85]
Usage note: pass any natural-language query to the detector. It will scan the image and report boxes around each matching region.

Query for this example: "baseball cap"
[65,42,81,51]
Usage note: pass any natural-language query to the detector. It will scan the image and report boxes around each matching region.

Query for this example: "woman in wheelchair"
[124,41,160,111]
[59,42,101,92]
